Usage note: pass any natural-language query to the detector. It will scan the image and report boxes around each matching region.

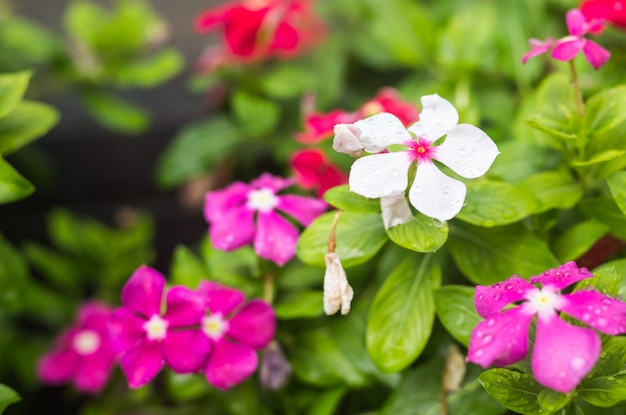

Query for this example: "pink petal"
[121,266,165,318]
[194,4,233,33]
[530,261,592,291]
[73,348,115,393]
[349,152,413,199]
[204,182,250,224]
[209,206,255,251]
[353,113,412,153]
[164,286,206,327]
[560,290,626,335]
[198,281,245,316]
[277,194,327,226]
[474,277,535,318]
[205,339,258,390]
[108,307,146,355]
[566,9,588,36]
[162,329,211,373]
[583,39,611,69]
[552,38,585,61]
[254,210,299,266]
[296,110,359,144]
[290,150,348,196]
[77,301,113,327]
[227,300,276,349]
[407,161,466,221]
[532,313,601,393]
[521,38,555,64]
[467,306,533,368]
[408,94,459,142]
[38,349,79,385]
[119,340,164,389]
[251,173,294,193]
[270,21,299,53]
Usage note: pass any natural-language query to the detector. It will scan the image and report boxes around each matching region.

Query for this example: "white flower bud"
[323,252,354,315]
[332,124,364,157]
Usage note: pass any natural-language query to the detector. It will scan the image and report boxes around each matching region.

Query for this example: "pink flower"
[581,0,626,29]
[38,301,115,393]
[108,266,210,389]
[195,0,325,64]
[522,9,610,70]
[359,88,420,126]
[467,262,626,393]
[204,173,327,265]
[290,149,348,197]
[198,281,276,389]
[296,110,360,144]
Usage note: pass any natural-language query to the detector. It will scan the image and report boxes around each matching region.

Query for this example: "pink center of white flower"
[525,287,564,318]
[406,137,436,163]
[73,330,101,355]
[247,188,278,212]
[143,314,169,341]
[202,314,229,341]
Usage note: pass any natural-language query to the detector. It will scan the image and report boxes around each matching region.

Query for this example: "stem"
[327,210,342,254]
[440,383,448,415]
[264,271,275,304]
[568,60,585,116]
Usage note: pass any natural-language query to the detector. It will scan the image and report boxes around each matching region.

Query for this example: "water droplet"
[414,186,423,194]
[505,284,513,290]
[458,149,467,157]
[487,319,495,326]
[482,334,493,345]
[598,317,608,327]
[432,218,444,228]
[494,294,501,300]
[571,357,586,370]
[392,169,400,176]
[435,122,444,131]
[602,298,613,305]
[583,313,591,321]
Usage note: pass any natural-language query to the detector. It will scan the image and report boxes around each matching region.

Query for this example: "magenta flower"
[108,266,210,389]
[38,301,115,393]
[198,281,276,390]
[522,8,610,70]
[204,173,327,266]
[467,262,626,393]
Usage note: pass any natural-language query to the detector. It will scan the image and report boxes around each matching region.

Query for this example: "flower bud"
[332,124,364,157]
[323,252,354,315]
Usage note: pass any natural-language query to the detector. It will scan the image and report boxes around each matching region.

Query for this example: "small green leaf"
[307,388,346,415]
[0,383,21,414]
[367,254,441,372]
[0,71,31,119]
[594,258,626,299]
[537,389,572,412]
[0,233,29,312]
[0,156,34,204]
[517,171,583,214]
[552,220,609,263]
[578,337,626,407]
[0,101,59,156]
[607,171,626,215]
[323,185,380,213]
[114,48,183,88]
[478,368,543,415]
[64,0,108,43]
[261,64,315,99]
[572,150,626,167]
[231,89,280,137]
[580,197,626,241]
[386,212,448,252]
[170,245,210,288]
[297,211,387,268]
[434,285,481,347]
[275,291,323,319]
[81,90,149,134]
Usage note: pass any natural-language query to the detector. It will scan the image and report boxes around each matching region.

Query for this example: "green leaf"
[478,368,544,415]
[0,384,21,414]
[457,179,536,226]
[379,358,442,415]
[537,389,572,413]
[23,243,81,295]
[0,71,31,119]
[607,171,626,215]
[573,150,626,167]
[0,101,60,156]
[367,254,441,372]
[64,0,109,43]
[552,220,609,263]
[0,233,29,312]
[488,140,559,183]
[386,212,448,252]
[323,185,380,213]
[261,64,315,99]
[580,197,626,241]
[434,285,481,347]
[578,337,626,407]
[0,156,34,204]
[297,211,387,268]
[156,116,242,188]
[517,171,583,214]
[114,48,183,88]
[231,90,280,137]
[275,291,323,319]
[307,388,346,415]
[80,90,149,134]
[449,221,559,285]
[170,245,210,288]
[594,258,626,299]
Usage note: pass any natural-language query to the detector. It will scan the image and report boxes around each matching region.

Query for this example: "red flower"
[359,88,420,126]
[296,110,360,144]
[195,0,325,63]
[290,149,347,197]
[580,0,626,29]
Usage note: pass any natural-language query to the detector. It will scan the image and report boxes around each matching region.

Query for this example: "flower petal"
[474,277,536,318]
[119,340,164,389]
[73,348,115,393]
[380,195,413,229]
[332,124,365,157]
[164,286,206,327]
[108,307,146,355]
[530,262,592,291]
[560,290,626,335]
[552,38,585,61]
[205,339,258,390]
[251,173,294,193]
[583,39,611,70]
[162,329,211,373]
[38,349,79,385]
[467,306,533,368]
[77,301,113,327]
[566,8,588,36]
[521,38,555,63]
[227,299,276,349]
[533,313,601,393]
[352,112,412,153]
[408,94,459,141]
[277,194,327,226]
[209,206,255,251]
[408,162,466,221]
[254,210,299,266]
[205,182,250,224]
[434,124,499,178]
[349,152,412,199]
[121,266,165,317]
[198,281,245,316]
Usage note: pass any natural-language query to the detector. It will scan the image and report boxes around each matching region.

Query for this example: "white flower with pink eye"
[334,94,499,222]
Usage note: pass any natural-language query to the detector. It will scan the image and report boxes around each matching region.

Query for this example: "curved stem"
[568,60,585,116]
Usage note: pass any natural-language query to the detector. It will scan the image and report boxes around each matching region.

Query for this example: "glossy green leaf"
[0,156,34,204]
[323,185,380,213]
[488,140,559,183]
[537,389,572,413]
[156,116,242,188]
[275,291,324,319]
[0,384,20,414]
[367,254,441,372]
[434,285,481,347]
[0,101,59,156]
[386,212,448,252]
[552,220,609,263]
[572,150,626,167]
[81,90,149,134]
[307,389,346,415]
[170,245,210,288]
[232,89,280,137]
[594,258,626,299]
[0,71,31,119]
[114,48,183,88]
[607,171,626,215]
[449,221,559,284]
[457,179,536,226]
[517,171,583,214]
[297,211,387,268]
[578,337,626,407]
[479,368,544,415]
[580,197,626,240]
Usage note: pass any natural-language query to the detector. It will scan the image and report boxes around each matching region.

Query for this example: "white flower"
[332,124,364,157]
[339,94,499,221]
[323,252,354,315]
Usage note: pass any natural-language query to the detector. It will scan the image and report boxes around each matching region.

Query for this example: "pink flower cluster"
[38,266,276,392]
[467,262,626,393]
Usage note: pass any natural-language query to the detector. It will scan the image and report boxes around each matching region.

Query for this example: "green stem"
[568,60,585,116]
[264,271,274,304]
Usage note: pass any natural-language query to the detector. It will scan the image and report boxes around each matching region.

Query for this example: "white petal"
[435,124,499,178]
[380,195,413,230]
[408,94,459,142]
[333,124,364,157]
[323,253,354,316]
[353,112,412,153]
[349,152,412,199]
[408,162,466,221]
